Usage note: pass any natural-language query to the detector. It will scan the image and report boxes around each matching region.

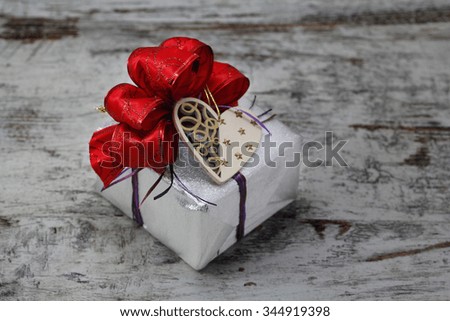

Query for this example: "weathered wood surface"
[1,0,450,300]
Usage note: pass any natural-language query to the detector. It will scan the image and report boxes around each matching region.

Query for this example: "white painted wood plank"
[1,0,450,300]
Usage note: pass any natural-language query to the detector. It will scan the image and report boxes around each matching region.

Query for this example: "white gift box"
[96,99,301,270]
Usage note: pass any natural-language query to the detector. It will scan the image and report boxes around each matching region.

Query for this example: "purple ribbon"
[105,168,245,236]
[232,172,247,240]
[257,108,272,118]
[101,167,140,192]
[100,166,143,225]
[103,167,247,238]
[131,169,144,226]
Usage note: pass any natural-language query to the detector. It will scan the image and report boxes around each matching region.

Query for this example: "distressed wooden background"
[1,0,450,300]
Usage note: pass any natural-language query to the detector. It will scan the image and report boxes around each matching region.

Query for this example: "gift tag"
[173,98,262,184]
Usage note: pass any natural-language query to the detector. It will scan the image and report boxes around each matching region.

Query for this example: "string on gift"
[140,166,217,206]
[118,167,131,176]
[100,167,144,225]
[131,169,144,226]
[239,95,276,123]
[111,164,221,224]
[257,108,272,118]
[248,95,257,109]
[102,163,217,213]
[257,108,277,123]
[101,167,140,192]
[232,172,247,240]
[139,169,166,206]
[153,164,174,200]
[262,114,277,123]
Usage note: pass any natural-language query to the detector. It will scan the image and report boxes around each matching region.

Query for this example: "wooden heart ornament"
[173,98,262,184]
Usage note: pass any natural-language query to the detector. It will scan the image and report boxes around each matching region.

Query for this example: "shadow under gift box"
[95,99,301,270]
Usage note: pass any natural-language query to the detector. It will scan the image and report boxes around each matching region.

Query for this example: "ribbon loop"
[128,46,212,102]
[105,83,168,131]
[204,61,250,106]
[89,125,124,187]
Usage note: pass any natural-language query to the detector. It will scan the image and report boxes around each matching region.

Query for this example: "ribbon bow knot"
[89,37,250,187]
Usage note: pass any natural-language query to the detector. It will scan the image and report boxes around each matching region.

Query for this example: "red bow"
[89,37,250,187]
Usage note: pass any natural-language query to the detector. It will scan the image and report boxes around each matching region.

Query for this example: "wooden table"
[1,0,449,300]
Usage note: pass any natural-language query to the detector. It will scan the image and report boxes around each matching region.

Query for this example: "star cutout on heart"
[234,111,243,118]
[238,128,246,135]
[235,152,243,160]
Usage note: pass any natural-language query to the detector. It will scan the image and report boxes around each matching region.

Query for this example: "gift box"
[95,98,300,270]
[89,37,301,270]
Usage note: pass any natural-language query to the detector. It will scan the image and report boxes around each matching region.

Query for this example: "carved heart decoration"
[173,98,262,184]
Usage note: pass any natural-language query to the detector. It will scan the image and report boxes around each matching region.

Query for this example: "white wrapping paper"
[96,99,301,270]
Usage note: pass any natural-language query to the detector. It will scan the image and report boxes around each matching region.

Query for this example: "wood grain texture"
[1,0,450,300]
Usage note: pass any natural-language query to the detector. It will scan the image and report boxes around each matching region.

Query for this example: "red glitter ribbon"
[89,37,250,188]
